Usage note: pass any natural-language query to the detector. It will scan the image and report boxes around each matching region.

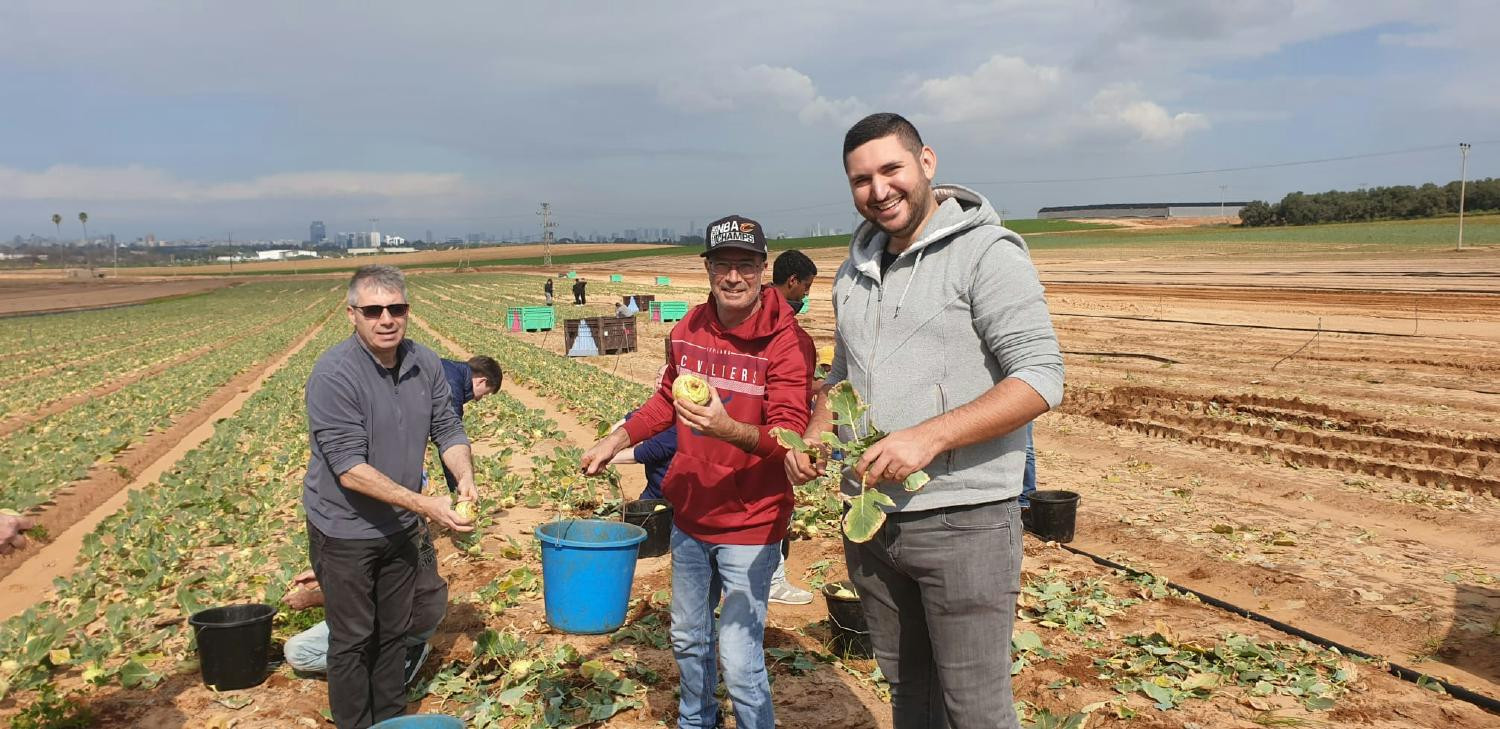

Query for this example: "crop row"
[410,281,654,428]
[0,287,331,419]
[0,301,332,512]
[0,283,328,374]
[0,305,592,706]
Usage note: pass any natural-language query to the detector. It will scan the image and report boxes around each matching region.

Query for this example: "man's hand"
[282,569,323,610]
[420,493,475,533]
[581,429,631,477]
[674,383,734,439]
[783,445,825,486]
[455,475,479,504]
[853,426,942,487]
[0,512,35,555]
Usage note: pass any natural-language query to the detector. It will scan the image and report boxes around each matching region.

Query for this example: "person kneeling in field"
[281,539,447,687]
[582,214,814,729]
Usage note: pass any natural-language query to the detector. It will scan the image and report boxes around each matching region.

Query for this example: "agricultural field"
[0,218,1497,728]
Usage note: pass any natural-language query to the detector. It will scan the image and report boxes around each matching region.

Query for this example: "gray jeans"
[844,499,1023,729]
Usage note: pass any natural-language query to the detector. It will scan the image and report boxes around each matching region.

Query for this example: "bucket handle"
[827,611,870,635]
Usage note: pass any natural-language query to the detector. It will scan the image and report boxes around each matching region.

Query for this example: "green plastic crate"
[650,300,689,323]
[609,274,623,282]
[566,271,578,279]
[507,305,554,332]
[655,276,671,285]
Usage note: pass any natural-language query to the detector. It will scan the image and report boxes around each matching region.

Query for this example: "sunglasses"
[352,303,410,318]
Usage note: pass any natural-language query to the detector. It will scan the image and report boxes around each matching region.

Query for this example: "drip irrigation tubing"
[1052,541,1500,715]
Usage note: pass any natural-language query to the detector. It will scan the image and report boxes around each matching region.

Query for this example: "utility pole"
[537,203,556,267]
[999,209,1009,226]
[1457,142,1471,250]
[1218,185,1229,221]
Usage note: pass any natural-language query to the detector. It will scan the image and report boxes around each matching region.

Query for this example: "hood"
[847,183,1026,284]
[693,285,797,344]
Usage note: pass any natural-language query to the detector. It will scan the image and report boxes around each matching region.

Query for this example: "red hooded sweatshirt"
[623,286,814,544]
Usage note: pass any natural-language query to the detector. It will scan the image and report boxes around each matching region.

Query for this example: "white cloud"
[1087,84,1210,142]
[913,55,1064,122]
[0,165,468,202]
[657,64,866,127]
[905,56,1207,146]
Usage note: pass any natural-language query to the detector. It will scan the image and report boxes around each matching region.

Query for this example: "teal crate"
[649,300,689,323]
[566,271,578,279]
[508,305,554,332]
[609,274,623,282]
[655,276,671,285]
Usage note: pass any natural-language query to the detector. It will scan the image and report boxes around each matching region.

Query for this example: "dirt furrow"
[0,298,326,438]
[0,307,335,588]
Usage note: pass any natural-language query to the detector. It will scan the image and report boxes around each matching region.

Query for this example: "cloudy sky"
[2,0,1497,241]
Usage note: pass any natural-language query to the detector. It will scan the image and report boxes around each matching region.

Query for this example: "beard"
[868,185,936,241]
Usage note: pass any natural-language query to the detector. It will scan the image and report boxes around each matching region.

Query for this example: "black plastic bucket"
[189,603,276,690]
[1027,490,1080,543]
[822,581,872,659]
[621,499,673,558]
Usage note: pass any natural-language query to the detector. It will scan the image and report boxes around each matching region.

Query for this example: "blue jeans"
[669,526,779,729]
[1020,423,1036,508]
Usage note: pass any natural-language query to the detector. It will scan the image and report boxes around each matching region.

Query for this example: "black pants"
[309,521,419,729]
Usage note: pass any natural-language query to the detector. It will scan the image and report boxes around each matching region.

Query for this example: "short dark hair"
[842,112,924,164]
[772,249,817,285]
[467,355,503,390]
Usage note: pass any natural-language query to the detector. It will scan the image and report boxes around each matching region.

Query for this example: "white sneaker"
[768,581,813,605]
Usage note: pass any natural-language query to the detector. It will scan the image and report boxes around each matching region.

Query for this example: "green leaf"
[118,658,160,689]
[1012,631,1045,653]
[1139,680,1178,709]
[1303,696,1336,711]
[842,489,894,543]
[771,428,810,453]
[902,470,930,492]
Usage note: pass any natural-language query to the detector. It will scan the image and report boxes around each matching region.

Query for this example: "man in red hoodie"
[583,214,814,729]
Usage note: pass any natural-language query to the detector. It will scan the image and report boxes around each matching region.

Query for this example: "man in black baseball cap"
[703,214,768,257]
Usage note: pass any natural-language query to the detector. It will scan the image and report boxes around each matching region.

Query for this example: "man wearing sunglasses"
[304,264,477,729]
[583,214,814,729]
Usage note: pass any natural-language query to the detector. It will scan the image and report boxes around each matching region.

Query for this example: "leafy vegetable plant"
[774,381,929,542]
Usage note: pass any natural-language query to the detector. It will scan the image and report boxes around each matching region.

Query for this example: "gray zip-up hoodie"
[827,184,1064,510]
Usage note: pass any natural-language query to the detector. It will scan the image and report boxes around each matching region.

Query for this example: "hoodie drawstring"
[893,246,925,317]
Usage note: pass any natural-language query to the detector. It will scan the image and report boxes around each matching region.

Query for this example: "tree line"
[1239,177,1500,226]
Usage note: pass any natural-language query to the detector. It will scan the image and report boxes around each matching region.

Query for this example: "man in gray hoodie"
[786,113,1063,729]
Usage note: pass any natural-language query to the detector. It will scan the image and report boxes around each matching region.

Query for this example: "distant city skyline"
[1,3,1496,240]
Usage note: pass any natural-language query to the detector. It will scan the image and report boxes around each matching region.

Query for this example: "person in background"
[543,278,554,305]
[762,248,820,605]
[770,249,818,314]
[616,300,635,318]
[436,356,503,493]
[0,511,36,555]
[581,214,814,729]
[281,547,446,687]
[608,408,678,501]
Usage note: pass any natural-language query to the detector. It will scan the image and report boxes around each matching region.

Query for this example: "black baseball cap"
[702,214,768,257]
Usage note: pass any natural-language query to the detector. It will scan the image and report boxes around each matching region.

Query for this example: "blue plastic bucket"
[535,519,648,634]
[370,715,464,729]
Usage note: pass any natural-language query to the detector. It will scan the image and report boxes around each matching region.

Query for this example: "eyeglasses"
[352,303,410,319]
[707,260,763,277]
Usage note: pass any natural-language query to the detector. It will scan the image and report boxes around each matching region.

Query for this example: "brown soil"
[0,277,235,316]
[502,242,1500,704]
[5,239,1500,727]
[0,310,333,589]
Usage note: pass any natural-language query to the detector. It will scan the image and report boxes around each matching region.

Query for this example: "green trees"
[1239,178,1499,226]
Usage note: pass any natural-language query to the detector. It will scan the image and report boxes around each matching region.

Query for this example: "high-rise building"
[425,229,434,244]
[310,220,326,245]
[369,231,382,248]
